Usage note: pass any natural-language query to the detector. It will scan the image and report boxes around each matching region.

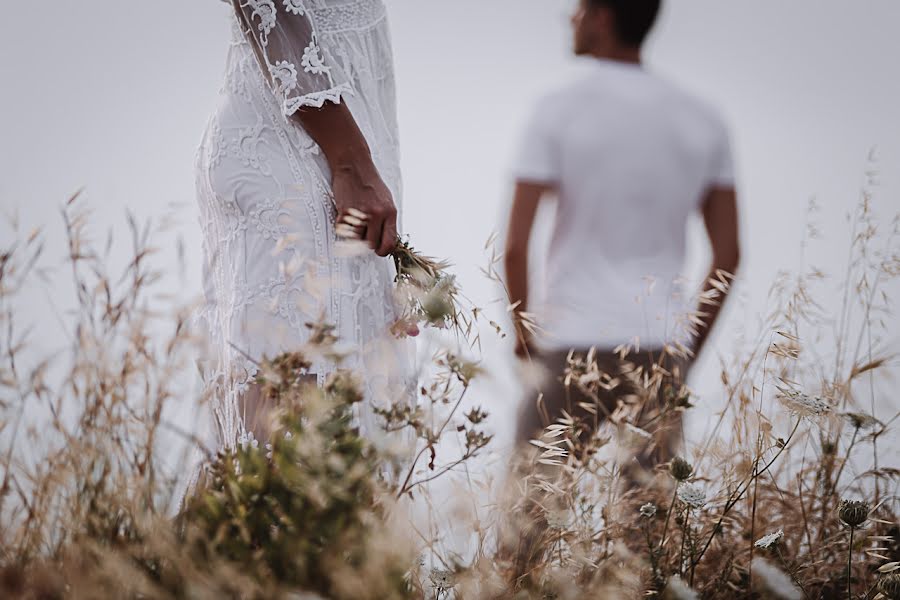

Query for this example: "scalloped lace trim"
[283,82,354,115]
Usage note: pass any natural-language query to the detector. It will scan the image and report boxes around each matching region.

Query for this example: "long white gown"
[195,0,411,450]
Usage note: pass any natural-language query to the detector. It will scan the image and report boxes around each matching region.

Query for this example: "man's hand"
[504,181,552,360]
[332,159,398,257]
[514,330,534,359]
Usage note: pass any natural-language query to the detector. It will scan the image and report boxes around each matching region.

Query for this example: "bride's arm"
[294,102,398,257]
[231,0,397,256]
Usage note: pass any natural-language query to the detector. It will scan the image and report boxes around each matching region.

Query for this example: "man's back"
[513,59,734,351]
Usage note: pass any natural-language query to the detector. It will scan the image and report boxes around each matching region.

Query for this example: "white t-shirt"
[513,58,735,352]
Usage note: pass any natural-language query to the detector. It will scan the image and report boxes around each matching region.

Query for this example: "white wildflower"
[752,557,802,600]
[677,483,706,509]
[429,569,456,591]
[238,431,259,451]
[664,575,699,600]
[639,502,657,518]
[776,387,832,418]
[754,529,784,549]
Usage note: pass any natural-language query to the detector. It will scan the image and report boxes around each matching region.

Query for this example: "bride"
[195,0,411,449]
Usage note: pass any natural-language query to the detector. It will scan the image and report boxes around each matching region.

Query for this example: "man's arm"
[504,181,553,358]
[293,102,398,257]
[691,187,741,358]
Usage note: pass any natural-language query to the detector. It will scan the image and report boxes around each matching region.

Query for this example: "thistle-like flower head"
[669,456,693,482]
[838,499,870,528]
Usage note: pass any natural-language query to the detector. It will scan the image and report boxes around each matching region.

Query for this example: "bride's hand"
[332,157,398,257]
[290,101,398,257]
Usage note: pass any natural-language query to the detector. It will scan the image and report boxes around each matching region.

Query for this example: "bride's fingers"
[336,223,365,239]
[347,208,369,222]
[365,216,384,251]
[337,212,369,239]
[343,214,367,228]
[378,217,398,257]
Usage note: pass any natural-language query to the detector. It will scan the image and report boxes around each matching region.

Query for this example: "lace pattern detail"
[196,7,412,451]
[231,0,371,117]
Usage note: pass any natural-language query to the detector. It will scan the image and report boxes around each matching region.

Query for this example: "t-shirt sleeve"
[511,99,562,184]
[707,116,735,189]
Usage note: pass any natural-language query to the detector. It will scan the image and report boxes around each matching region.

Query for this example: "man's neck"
[587,46,642,66]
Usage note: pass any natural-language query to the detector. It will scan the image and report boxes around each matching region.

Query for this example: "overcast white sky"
[2,1,898,458]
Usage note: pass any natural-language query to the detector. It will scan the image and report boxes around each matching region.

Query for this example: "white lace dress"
[195,0,410,449]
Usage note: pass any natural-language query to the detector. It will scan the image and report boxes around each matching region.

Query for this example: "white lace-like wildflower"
[677,483,707,509]
[752,557,803,600]
[754,529,784,549]
[777,387,832,417]
[639,503,657,518]
[429,569,456,591]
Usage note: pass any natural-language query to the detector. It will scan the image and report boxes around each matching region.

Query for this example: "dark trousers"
[514,348,691,469]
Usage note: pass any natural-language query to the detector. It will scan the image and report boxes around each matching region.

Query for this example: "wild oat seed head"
[842,411,880,430]
[669,456,693,482]
[838,499,869,528]
[754,529,784,549]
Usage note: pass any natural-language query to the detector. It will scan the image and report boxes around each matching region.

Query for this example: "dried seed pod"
[669,456,693,482]
[838,499,870,529]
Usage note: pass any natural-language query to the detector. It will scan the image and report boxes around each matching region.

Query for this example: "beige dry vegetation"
[0,181,898,599]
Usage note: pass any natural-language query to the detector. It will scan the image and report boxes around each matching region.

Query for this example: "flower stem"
[657,484,679,553]
[847,527,854,599]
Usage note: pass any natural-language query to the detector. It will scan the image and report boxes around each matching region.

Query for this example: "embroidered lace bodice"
[195,0,410,451]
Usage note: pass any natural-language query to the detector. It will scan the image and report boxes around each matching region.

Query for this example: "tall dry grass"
[0,182,897,599]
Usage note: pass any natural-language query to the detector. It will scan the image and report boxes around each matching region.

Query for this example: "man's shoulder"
[652,75,729,131]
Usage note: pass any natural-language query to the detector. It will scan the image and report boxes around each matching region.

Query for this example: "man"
[504,0,740,461]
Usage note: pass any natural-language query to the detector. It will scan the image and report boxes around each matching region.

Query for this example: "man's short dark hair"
[588,0,661,47]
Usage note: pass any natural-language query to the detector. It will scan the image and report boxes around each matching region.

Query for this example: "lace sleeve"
[231,0,353,116]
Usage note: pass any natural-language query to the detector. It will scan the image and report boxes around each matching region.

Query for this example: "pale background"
[2,1,898,480]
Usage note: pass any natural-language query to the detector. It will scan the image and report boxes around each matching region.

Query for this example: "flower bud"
[669,457,693,482]
[838,499,869,529]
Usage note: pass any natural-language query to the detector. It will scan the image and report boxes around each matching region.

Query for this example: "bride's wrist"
[328,143,374,173]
